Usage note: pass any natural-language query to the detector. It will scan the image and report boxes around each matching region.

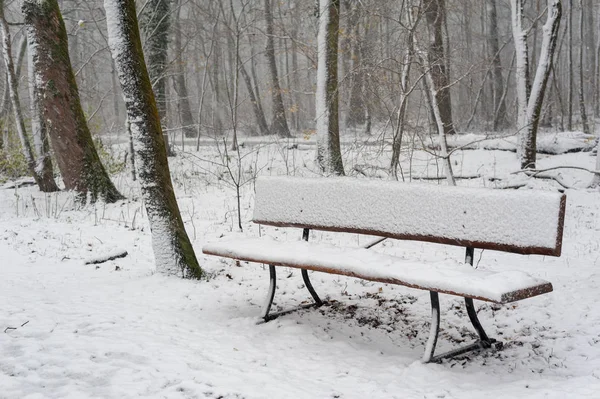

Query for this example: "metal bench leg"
[258,229,324,323]
[260,265,277,322]
[300,228,323,305]
[302,269,323,306]
[422,294,503,363]
[258,267,323,324]
[423,291,441,363]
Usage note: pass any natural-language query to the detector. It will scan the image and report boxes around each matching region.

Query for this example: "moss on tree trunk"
[105,0,203,279]
[23,0,123,203]
[0,0,58,192]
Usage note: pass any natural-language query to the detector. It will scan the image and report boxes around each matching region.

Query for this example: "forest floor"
[2,131,600,398]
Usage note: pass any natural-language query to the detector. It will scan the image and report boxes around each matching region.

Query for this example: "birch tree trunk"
[264,0,292,138]
[104,0,203,279]
[23,0,123,202]
[316,0,344,175]
[0,1,58,192]
[511,0,562,169]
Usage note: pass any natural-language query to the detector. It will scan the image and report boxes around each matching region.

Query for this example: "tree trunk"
[486,0,508,130]
[140,0,170,125]
[111,60,121,127]
[23,0,123,202]
[27,37,58,192]
[346,1,365,128]
[578,0,590,134]
[316,0,344,175]
[0,1,58,192]
[390,7,418,179]
[412,7,455,185]
[423,0,455,136]
[105,0,203,279]
[567,0,573,130]
[0,37,27,121]
[239,63,270,136]
[264,0,292,138]
[511,0,562,169]
[596,6,600,118]
[249,36,267,133]
[172,0,196,139]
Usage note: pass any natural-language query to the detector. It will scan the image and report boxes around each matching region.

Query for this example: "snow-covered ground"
[2,132,600,398]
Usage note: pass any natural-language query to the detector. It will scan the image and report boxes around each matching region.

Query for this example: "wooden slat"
[203,238,553,304]
[252,177,566,256]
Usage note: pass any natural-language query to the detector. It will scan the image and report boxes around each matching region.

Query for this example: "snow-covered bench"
[203,176,566,363]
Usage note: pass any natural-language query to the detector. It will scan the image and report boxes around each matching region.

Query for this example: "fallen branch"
[512,166,600,176]
[411,174,481,181]
[512,169,572,189]
[84,249,128,265]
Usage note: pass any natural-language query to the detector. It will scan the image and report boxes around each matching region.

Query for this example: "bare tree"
[105,0,203,279]
[511,0,562,169]
[390,3,419,179]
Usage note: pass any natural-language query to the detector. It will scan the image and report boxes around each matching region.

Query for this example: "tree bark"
[105,0,203,279]
[486,0,508,130]
[316,0,344,175]
[264,0,292,137]
[578,0,590,134]
[345,0,365,128]
[567,0,573,130]
[172,0,196,139]
[27,37,58,192]
[0,1,58,192]
[423,0,455,136]
[140,0,170,125]
[23,0,122,202]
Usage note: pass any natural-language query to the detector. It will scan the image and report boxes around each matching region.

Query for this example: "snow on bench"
[202,176,566,362]
[253,176,566,256]
[203,238,552,304]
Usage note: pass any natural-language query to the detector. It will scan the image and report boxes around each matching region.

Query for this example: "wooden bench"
[203,176,566,363]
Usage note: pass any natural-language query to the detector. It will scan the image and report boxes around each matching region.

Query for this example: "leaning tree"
[104,0,203,279]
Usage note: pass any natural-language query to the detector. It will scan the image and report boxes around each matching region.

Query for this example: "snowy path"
[2,211,600,399]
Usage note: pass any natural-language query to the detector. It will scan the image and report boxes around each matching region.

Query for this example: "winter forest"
[1,0,600,397]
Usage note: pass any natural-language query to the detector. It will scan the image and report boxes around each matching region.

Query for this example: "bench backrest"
[252,176,566,256]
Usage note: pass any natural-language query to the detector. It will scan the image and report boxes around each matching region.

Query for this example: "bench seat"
[203,237,553,304]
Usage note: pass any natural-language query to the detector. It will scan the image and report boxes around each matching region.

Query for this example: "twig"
[512,166,600,176]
